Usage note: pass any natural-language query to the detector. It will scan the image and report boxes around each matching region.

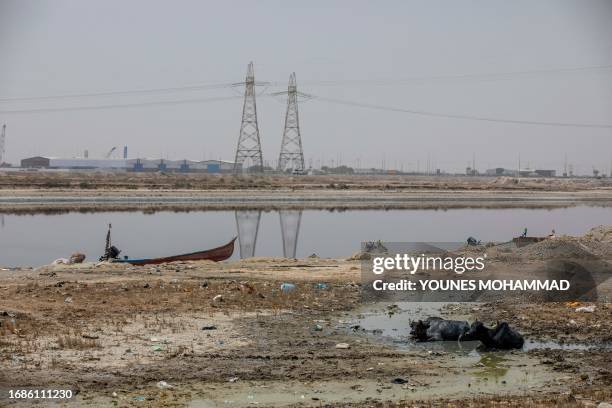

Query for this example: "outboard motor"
[99,223,122,261]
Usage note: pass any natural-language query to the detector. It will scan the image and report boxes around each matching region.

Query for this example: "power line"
[0,95,242,114]
[2,86,610,130]
[0,83,235,103]
[2,64,611,103]
[297,64,612,87]
[314,96,612,129]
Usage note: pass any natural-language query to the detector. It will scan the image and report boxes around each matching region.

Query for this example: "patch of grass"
[57,334,100,349]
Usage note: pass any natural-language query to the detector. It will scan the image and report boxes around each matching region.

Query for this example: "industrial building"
[127,159,238,173]
[20,156,239,173]
[21,156,51,168]
[485,167,556,177]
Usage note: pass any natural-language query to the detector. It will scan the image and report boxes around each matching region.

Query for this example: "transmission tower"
[276,73,305,172]
[234,62,264,173]
[0,124,5,165]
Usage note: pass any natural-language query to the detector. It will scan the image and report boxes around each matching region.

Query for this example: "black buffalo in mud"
[410,317,474,342]
[466,321,524,349]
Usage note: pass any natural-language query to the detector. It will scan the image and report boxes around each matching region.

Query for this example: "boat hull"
[115,237,236,265]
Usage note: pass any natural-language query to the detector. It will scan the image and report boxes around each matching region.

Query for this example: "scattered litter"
[350,384,365,391]
[391,377,408,385]
[228,377,239,383]
[202,325,217,331]
[312,324,323,332]
[156,381,173,389]
[69,253,86,264]
[112,392,118,398]
[213,294,224,303]
[239,282,256,294]
[133,396,145,401]
[82,334,99,340]
[52,258,69,265]
[335,343,350,349]
[151,344,164,352]
[314,283,328,290]
[576,305,596,313]
[39,271,57,277]
[64,297,73,303]
[565,301,580,308]
[280,283,296,293]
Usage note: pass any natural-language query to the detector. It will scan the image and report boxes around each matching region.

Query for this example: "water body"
[0,206,610,266]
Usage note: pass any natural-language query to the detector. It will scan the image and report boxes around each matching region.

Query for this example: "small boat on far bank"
[114,237,237,265]
[99,224,236,265]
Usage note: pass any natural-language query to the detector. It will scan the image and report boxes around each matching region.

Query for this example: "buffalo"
[465,321,524,349]
[410,317,474,342]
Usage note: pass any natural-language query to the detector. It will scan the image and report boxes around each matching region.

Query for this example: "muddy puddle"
[187,352,551,407]
[350,302,612,352]
[186,302,579,407]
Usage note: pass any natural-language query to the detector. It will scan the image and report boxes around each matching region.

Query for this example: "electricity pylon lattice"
[277,73,305,172]
[234,62,264,173]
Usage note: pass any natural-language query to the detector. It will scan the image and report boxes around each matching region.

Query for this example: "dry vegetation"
[1,170,612,191]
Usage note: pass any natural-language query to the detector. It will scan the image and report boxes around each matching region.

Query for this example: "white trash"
[156,381,173,389]
[335,343,350,349]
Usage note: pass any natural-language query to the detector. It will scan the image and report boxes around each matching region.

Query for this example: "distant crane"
[105,146,117,159]
[0,124,6,165]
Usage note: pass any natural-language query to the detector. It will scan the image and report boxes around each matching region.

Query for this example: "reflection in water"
[0,215,4,228]
[473,354,510,380]
[234,210,303,259]
[279,210,302,259]
[235,210,261,258]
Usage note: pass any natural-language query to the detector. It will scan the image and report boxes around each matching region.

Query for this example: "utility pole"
[275,73,306,173]
[0,124,5,165]
[234,62,265,173]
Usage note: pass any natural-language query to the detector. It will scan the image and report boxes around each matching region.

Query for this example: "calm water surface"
[0,206,610,266]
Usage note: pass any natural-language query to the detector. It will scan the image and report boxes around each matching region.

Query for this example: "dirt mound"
[347,251,371,261]
[583,225,612,243]
[516,237,597,260]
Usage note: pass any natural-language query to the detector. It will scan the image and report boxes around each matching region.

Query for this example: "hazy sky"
[1,0,611,174]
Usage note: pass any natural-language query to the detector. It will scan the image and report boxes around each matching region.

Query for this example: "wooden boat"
[512,236,547,248]
[114,237,236,265]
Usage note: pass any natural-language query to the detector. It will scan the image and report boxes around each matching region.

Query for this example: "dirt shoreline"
[1,251,611,407]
